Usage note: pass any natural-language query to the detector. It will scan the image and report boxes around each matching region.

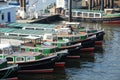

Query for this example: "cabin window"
[61,43,66,46]
[75,37,79,40]
[21,48,25,52]
[9,34,18,36]
[83,13,88,17]
[26,56,35,61]
[66,12,69,15]
[36,28,44,30]
[52,43,57,46]
[77,12,82,16]
[16,57,24,62]
[1,13,4,20]
[30,49,34,52]
[19,35,28,37]
[95,14,100,17]
[6,57,13,62]
[39,50,42,53]
[58,37,63,40]
[25,28,34,30]
[66,37,71,40]
[72,12,76,16]
[89,13,94,17]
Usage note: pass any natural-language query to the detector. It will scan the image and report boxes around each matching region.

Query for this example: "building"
[56,0,82,9]
[114,0,120,7]
[0,6,16,24]
[56,0,119,11]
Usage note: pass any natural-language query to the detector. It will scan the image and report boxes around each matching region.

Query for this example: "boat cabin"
[65,22,81,28]
[65,9,103,18]
[22,36,43,47]
[21,35,58,55]
[0,43,49,64]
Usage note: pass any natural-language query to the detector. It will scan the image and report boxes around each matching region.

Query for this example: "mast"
[68,0,72,22]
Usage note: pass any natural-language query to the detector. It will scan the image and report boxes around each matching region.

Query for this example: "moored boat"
[0,58,18,79]
[65,9,120,24]
[0,43,58,73]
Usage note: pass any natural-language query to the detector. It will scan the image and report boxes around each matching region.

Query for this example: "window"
[72,12,76,16]
[83,13,88,17]
[6,57,13,62]
[26,56,35,61]
[89,13,94,17]
[1,13,4,20]
[21,48,25,52]
[77,12,82,16]
[16,57,24,62]
[30,49,34,52]
[95,14,100,18]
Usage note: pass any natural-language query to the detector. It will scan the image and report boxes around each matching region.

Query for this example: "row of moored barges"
[0,22,105,79]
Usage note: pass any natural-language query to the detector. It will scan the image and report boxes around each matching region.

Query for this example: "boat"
[55,22,105,46]
[21,35,69,68]
[42,28,95,55]
[0,58,18,79]
[0,43,58,73]
[65,9,120,24]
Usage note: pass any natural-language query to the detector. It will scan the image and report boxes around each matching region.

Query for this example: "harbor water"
[18,22,120,80]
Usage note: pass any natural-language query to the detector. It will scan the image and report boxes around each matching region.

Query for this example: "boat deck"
[6,52,42,57]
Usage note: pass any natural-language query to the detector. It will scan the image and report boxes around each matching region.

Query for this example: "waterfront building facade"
[0,6,16,24]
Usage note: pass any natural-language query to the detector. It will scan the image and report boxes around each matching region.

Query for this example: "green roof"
[0,28,15,33]
[7,23,56,29]
[0,27,55,38]
[5,28,55,36]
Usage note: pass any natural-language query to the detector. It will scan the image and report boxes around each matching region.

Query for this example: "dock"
[17,14,63,24]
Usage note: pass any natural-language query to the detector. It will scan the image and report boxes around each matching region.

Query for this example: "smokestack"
[68,0,72,22]
[20,0,26,12]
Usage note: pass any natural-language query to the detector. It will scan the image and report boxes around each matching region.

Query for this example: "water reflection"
[18,68,67,80]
